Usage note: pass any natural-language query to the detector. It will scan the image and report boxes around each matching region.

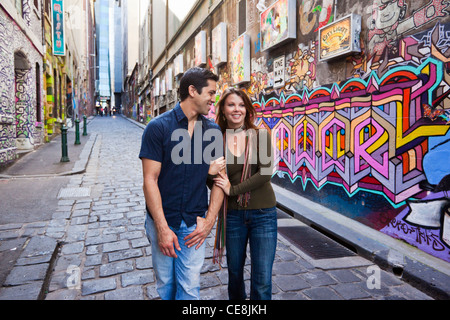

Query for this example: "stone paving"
[0,116,434,300]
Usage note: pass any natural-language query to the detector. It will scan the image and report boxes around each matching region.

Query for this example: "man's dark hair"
[179,67,219,101]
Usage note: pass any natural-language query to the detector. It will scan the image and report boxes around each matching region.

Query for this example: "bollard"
[75,117,81,145]
[83,115,88,136]
[60,123,70,162]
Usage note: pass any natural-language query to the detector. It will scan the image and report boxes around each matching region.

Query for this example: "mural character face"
[372,0,405,30]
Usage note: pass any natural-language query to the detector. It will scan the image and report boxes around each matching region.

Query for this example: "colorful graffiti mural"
[251,23,450,262]
[367,0,450,62]
[204,0,450,263]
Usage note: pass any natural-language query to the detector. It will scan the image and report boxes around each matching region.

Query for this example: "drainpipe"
[334,0,338,21]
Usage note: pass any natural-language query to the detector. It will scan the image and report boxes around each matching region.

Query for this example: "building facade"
[0,0,96,165]
[94,0,112,111]
[0,0,45,163]
[141,0,450,263]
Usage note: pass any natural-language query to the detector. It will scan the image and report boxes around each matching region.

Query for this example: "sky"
[167,0,197,21]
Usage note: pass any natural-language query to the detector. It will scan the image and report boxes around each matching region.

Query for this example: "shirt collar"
[174,102,208,128]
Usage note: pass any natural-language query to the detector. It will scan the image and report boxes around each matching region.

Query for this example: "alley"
[0,115,434,301]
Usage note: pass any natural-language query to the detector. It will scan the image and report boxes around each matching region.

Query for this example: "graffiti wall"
[0,5,44,163]
[209,0,450,262]
[150,0,450,262]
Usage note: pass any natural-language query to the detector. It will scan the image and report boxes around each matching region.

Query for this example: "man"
[139,67,224,300]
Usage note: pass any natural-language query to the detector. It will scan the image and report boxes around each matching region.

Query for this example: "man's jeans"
[145,214,206,300]
[226,206,277,300]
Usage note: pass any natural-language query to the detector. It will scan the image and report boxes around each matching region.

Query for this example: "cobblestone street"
[0,116,435,300]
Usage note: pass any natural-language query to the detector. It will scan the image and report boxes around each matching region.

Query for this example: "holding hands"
[209,156,226,175]
[208,157,231,195]
[214,172,231,196]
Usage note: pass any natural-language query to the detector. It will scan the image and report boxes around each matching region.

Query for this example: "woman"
[211,87,277,300]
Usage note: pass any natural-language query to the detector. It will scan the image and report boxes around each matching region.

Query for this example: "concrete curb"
[273,184,450,300]
[0,236,60,300]
[120,115,147,130]
[0,133,98,180]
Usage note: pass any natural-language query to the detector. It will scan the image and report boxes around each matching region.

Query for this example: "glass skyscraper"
[95,0,111,104]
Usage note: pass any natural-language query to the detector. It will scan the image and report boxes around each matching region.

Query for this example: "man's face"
[192,80,217,115]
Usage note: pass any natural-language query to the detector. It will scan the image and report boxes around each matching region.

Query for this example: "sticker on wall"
[230,33,251,85]
[260,0,296,52]
[318,13,361,61]
[194,31,207,67]
[212,22,227,67]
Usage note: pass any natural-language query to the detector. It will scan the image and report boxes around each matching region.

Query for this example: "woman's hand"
[209,157,226,175]
[213,171,231,196]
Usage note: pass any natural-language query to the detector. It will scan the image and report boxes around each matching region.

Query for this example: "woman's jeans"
[145,214,205,300]
[226,206,277,300]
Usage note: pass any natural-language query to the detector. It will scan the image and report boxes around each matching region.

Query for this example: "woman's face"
[223,93,246,129]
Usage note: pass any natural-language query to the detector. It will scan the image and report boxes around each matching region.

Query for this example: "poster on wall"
[318,14,361,61]
[260,0,296,52]
[52,0,66,56]
[212,22,227,67]
[174,54,184,77]
[166,68,173,91]
[154,78,160,97]
[194,31,207,67]
[230,34,250,85]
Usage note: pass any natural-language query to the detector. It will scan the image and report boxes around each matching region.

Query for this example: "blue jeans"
[145,214,206,300]
[226,206,277,300]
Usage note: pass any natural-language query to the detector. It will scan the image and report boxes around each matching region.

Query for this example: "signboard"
[260,0,296,52]
[273,56,285,89]
[166,68,173,91]
[52,0,65,56]
[230,34,250,85]
[154,78,160,97]
[318,14,361,61]
[194,31,207,67]
[212,22,227,67]
[174,54,184,77]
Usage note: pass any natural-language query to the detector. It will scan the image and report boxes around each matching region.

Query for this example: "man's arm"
[142,158,181,258]
[184,183,224,249]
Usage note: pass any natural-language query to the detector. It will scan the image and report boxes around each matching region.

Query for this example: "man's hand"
[157,225,181,258]
[183,216,215,249]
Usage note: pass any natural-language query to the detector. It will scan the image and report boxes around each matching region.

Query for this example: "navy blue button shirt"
[139,103,222,229]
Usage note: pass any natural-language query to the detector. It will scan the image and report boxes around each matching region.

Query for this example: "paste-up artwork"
[194,31,207,67]
[260,0,296,51]
[230,34,251,85]
[212,22,227,67]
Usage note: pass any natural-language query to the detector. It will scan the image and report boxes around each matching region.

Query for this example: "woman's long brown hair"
[215,88,259,133]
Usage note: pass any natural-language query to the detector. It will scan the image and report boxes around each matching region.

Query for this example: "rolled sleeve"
[139,120,164,162]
